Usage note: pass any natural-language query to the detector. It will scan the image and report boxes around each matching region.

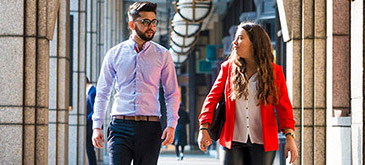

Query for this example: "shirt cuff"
[92,120,103,129]
[167,119,178,128]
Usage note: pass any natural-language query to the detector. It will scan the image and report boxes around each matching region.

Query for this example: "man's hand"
[92,128,105,149]
[197,129,212,152]
[285,135,298,164]
[161,127,175,146]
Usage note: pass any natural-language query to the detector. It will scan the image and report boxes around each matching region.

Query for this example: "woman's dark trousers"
[224,140,276,165]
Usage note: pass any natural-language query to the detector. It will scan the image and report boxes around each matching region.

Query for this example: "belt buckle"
[134,116,140,121]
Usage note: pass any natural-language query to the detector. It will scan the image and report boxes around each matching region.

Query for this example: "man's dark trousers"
[108,118,162,165]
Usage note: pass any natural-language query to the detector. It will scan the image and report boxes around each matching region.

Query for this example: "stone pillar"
[312,1,327,164]
[69,0,87,164]
[278,0,327,164]
[87,0,97,83]
[86,0,98,162]
[278,0,304,163]
[101,0,114,162]
[111,0,116,45]
[0,0,58,164]
[116,0,123,42]
[325,0,352,164]
[188,51,197,149]
[96,0,105,79]
[363,3,365,164]
[104,0,111,51]
[350,0,363,164]
[48,1,70,164]
[120,1,125,41]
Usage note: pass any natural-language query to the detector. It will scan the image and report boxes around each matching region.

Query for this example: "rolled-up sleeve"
[161,50,180,128]
[92,50,116,129]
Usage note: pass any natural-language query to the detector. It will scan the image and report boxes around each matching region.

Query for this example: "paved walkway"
[98,148,222,165]
[158,153,221,165]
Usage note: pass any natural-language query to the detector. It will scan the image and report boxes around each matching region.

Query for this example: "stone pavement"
[97,146,222,165]
[158,153,221,165]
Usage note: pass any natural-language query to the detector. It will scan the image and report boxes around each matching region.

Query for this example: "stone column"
[86,0,98,162]
[101,0,114,162]
[111,0,116,45]
[116,0,123,42]
[87,0,97,83]
[278,0,304,163]
[104,0,113,50]
[48,0,70,164]
[0,0,58,164]
[350,0,364,164]
[69,0,87,164]
[312,1,327,164]
[96,0,105,79]
[279,0,327,164]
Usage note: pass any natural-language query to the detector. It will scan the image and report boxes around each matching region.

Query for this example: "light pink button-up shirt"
[92,38,180,129]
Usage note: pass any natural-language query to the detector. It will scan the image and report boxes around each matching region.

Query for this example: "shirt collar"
[127,36,151,51]
[249,72,258,82]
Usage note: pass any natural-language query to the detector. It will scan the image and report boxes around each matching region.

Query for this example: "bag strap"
[222,60,230,101]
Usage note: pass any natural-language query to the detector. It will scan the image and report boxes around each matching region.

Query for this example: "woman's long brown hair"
[229,22,278,105]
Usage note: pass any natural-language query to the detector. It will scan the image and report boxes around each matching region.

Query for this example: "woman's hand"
[197,129,212,152]
[285,135,298,164]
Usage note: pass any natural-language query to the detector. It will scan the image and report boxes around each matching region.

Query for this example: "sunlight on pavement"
[158,153,221,165]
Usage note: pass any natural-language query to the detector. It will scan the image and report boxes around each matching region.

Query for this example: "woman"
[198,22,298,165]
[174,106,190,161]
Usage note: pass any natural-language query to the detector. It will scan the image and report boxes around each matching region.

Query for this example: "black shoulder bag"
[208,97,226,141]
[208,67,228,141]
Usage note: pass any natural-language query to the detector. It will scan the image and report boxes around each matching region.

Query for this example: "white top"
[232,73,263,144]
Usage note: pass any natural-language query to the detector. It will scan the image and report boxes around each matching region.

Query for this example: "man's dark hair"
[128,1,157,21]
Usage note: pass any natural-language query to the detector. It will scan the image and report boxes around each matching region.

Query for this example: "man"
[92,1,180,165]
[86,77,97,165]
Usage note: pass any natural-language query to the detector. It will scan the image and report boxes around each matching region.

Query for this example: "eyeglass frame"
[134,18,159,26]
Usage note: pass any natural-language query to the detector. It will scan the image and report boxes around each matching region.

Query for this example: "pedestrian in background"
[91,1,180,164]
[174,104,190,161]
[198,22,298,165]
[86,77,97,165]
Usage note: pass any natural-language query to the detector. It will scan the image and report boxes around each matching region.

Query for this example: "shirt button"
[246,107,248,110]
[247,126,249,128]
[246,116,249,119]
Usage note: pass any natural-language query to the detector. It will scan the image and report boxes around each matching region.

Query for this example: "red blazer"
[199,60,295,151]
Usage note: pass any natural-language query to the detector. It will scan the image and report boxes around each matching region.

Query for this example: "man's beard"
[135,25,155,41]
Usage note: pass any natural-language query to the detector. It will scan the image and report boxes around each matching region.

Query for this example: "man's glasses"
[135,19,159,26]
